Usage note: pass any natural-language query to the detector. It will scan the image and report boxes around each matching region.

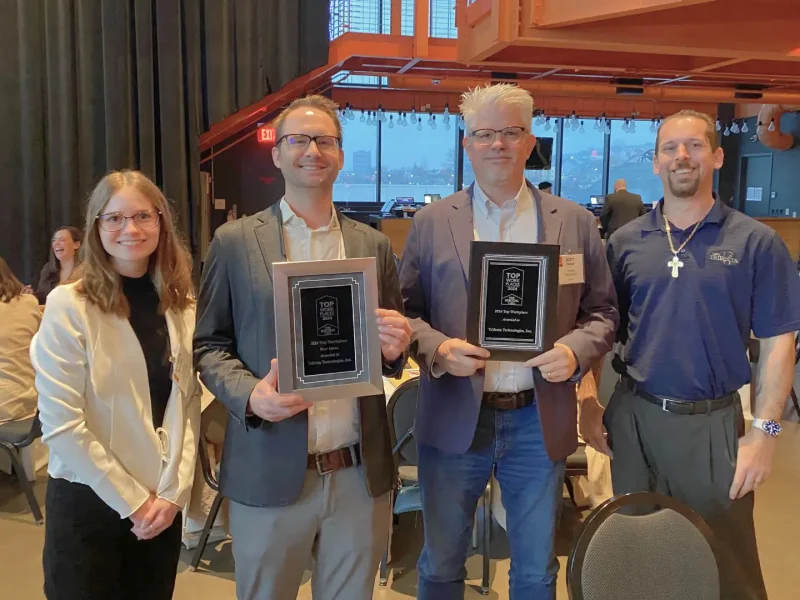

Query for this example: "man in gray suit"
[399,84,618,600]
[599,179,647,238]
[194,95,411,600]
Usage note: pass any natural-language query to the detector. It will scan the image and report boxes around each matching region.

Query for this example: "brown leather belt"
[482,389,535,410]
[307,444,361,475]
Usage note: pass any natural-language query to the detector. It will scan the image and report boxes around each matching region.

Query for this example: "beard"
[666,162,701,198]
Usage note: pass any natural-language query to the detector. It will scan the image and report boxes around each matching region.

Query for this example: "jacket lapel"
[253,203,284,283]
[447,187,474,280]
[532,186,563,246]
[340,212,367,258]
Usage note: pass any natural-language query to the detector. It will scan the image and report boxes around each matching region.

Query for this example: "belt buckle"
[315,454,335,476]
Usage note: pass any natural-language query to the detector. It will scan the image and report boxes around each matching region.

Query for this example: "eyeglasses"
[96,210,161,232]
[276,134,341,153]
[470,126,528,146]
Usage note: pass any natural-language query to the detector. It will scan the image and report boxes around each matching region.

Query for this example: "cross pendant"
[667,255,684,278]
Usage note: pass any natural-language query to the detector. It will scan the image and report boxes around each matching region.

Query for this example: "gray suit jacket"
[194,203,403,507]
[399,183,618,461]
[600,190,647,238]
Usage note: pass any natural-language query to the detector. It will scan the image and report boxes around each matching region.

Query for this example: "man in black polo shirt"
[601,110,800,599]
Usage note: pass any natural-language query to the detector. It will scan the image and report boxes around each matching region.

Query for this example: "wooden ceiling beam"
[530,0,715,29]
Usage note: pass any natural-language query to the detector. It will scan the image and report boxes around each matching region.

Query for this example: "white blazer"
[31,282,200,519]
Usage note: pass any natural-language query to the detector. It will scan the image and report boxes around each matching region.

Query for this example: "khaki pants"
[229,466,391,600]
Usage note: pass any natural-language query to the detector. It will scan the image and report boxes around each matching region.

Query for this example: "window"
[462,118,559,191]
[333,117,378,202]
[430,0,457,38]
[380,112,458,202]
[607,120,661,204]
[560,119,605,203]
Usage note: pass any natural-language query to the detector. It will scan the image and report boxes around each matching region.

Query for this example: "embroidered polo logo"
[708,249,739,265]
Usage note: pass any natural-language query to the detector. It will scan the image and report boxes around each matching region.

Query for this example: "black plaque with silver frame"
[466,241,559,362]
[273,258,384,401]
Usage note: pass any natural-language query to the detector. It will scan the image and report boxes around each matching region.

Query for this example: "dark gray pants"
[604,382,767,600]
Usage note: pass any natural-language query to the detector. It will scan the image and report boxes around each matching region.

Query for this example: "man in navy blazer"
[399,84,618,600]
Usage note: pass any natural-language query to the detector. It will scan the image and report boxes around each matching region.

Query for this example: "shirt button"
[680,249,686,254]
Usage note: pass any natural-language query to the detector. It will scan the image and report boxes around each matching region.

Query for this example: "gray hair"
[459,84,534,133]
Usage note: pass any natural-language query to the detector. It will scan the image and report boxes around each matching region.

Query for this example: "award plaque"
[273,258,384,401]
[466,241,559,362]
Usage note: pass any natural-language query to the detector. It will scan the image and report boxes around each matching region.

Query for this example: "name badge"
[559,253,585,285]
[171,351,193,397]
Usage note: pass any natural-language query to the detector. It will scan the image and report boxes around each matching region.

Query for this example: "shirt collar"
[472,180,530,220]
[642,197,726,232]
[279,197,340,232]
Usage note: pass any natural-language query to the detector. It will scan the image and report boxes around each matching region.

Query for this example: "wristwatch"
[752,418,782,437]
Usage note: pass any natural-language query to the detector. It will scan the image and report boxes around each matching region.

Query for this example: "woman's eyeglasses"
[96,210,161,232]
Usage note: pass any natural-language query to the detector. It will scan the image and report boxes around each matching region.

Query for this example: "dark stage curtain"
[0,0,329,282]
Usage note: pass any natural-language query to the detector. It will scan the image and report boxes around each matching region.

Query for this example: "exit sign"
[257,126,276,143]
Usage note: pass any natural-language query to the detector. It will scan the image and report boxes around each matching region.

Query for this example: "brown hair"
[77,170,194,316]
[655,110,719,153]
[271,95,343,146]
[0,256,25,303]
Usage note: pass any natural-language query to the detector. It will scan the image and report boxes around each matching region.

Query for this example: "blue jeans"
[417,402,566,600]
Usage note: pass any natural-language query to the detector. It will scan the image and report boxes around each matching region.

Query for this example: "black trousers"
[604,383,768,600]
[43,477,182,600]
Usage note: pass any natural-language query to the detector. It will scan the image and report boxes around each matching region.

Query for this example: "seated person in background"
[538,181,552,192]
[599,179,646,239]
[35,226,82,304]
[0,257,42,425]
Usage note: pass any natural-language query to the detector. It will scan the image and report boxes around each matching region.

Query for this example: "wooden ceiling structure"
[200,0,800,154]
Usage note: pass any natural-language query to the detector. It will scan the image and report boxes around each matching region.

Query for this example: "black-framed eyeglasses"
[469,126,528,146]
[96,210,162,232]
[276,134,341,152]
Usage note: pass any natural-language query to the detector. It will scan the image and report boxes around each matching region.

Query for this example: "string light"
[388,115,394,129]
[650,119,656,133]
[731,121,740,134]
[715,118,721,132]
[417,117,422,132]
[544,117,551,131]
[579,120,585,134]
[741,121,749,133]
[360,110,365,123]
[430,115,437,130]
[723,124,730,136]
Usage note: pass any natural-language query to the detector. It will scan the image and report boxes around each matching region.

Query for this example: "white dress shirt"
[472,181,538,393]
[279,198,359,454]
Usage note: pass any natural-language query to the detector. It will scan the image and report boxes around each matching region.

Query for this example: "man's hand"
[434,339,490,377]
[729,428,777,500]
[524,343,578,382]
[248,359,312,422]
[131,498,181,541]
[579,397,613,457]
[376,309,411,363]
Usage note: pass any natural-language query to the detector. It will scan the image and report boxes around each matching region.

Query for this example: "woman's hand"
[130,497,180,540]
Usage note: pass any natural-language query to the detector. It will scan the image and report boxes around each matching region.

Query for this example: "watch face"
[763,420,782,436]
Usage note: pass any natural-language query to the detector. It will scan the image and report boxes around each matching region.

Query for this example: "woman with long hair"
[0,257,41,424]
[31,170,200,599]
[35,226,83,304]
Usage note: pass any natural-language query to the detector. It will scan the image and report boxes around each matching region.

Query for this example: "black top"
[121,275,171,429]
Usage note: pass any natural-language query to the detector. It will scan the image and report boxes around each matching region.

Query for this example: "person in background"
[31,170,200,600]
[600,110,800,599]
[0,257,42,425]
[35,226,82,304]
[599,179,646,239]
[194,95,411,600]
[537,181,552,192]
[399,84,617,600]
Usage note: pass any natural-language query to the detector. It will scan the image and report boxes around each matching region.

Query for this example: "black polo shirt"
[607,199,800,401]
